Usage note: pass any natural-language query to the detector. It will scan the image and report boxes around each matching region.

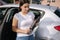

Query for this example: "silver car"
[0,4,60,40]
[35,5,60,40]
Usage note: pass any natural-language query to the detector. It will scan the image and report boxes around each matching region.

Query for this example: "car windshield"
[0,8,7,25]
[54,9,60,17]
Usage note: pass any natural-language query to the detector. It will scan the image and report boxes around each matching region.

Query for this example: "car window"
[30,9,45,19]
[54,9,60,17]
[30,9,41,19]
[39,10,45,19]
[0,8,7,25]
[6,8,19,22]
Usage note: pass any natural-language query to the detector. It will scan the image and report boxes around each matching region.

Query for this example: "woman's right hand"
[23,28,32,34]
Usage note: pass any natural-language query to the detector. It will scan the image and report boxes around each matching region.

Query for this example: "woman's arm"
[12,18,31,34]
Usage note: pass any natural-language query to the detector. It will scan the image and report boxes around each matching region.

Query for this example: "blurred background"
[0,0,60,8]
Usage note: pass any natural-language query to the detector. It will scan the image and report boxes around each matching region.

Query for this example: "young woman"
[12,0,35,40]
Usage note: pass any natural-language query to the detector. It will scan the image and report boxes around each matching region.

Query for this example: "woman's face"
[20,3,29,13]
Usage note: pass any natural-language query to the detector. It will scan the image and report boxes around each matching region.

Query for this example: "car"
[0,4,60,40]
[35,5,60,40]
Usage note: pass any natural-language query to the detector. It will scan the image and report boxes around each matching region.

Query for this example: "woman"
[12,0,35,40]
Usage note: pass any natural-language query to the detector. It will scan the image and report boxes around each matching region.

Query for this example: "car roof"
[30,4,57,12]
[0,4,57,12]
[0,4,19,7]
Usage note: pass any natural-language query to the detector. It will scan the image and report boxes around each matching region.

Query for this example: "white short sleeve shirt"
[13,11,35,37]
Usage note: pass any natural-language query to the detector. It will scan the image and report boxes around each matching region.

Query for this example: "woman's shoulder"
[13,12,20,20]
[14,12,20,16]
[28,11,35,17]
[14,12,21,17]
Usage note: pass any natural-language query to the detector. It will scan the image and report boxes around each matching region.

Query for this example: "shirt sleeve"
[13,13,19,20]
[30,11,35,19]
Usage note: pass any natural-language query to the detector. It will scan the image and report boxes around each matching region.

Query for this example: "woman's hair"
[15,0,19,1]
[19,0,30,11]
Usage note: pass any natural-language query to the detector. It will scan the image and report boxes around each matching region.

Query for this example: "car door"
[0,8,9,40]
[1,8,19,40]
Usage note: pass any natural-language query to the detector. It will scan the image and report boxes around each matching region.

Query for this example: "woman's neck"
[21,11,28,15]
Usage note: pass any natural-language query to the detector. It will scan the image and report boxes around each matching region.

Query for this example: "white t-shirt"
[13,11,35,37]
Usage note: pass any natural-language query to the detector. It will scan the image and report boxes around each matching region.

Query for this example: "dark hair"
[15,0,19,1]
[19,0,30,11]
